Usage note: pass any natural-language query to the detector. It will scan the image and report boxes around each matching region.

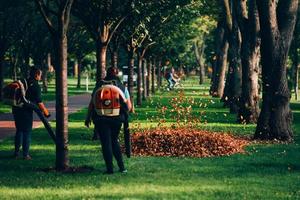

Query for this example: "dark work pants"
[95,119,125,172]
[14,130,31,157]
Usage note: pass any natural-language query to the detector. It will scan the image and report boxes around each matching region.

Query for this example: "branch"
[223,0,232,31]
[35,0,56,35]
[141,41,156,58]
[107,16,127,44]
[63,0,74,30]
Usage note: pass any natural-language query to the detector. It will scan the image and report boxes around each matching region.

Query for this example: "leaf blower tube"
[23,100,57,144]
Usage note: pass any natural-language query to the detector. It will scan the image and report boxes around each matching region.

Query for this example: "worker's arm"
[38,103,50,118]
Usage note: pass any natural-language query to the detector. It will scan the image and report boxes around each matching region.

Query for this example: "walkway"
[0,93,91,141]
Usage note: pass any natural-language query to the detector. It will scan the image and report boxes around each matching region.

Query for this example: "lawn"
[0,77,95,113]
[0,76,299,199]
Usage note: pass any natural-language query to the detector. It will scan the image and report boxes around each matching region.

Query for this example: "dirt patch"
[130,128,251,157]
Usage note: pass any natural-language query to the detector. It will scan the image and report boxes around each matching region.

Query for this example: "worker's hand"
[45,113,51,118]
[85,118,91,128]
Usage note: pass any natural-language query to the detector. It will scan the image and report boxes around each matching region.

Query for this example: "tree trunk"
[222,0,242,114]
[142,58,147,100]
[137,54,143,105]
[237,0,260,123]
[111,50,118,69]
[127,49,135,101]
[53,33,69,171]
[211,16,230,98]
[216,41,229,98]
[35,0,73,172]
[77,59,82,89]
[254,0,297,141]
[146,59,151,97]
[296,65,299,100]
[39,57,48,93]
[22,51,30,78]
[151,58,155,94]
[42,66,48,93]
[291,17,300,101]
[110,36,119,69]
[73,59,78,77]
[96,38,107,82]
[194,41,205,85]
[43,53,51,93]
[12,56,18,81]
[157,59,162,88]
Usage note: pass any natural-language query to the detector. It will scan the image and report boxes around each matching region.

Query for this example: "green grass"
[0,76,300,199]
[0,77,95,113]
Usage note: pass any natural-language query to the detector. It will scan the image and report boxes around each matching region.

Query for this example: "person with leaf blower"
[85,66,132,174]
[12,67,50,160]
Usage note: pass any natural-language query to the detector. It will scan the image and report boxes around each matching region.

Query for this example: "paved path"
[0,93,91,141]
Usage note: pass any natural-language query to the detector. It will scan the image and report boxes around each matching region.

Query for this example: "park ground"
[0,76,299,199]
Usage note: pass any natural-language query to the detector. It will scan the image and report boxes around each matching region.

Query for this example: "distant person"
[12,67,50,160]
[165,67,179,90]
[85,67,132,174]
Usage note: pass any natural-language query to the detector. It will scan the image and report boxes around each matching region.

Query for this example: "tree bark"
[142,58,147,100]
[110,35,119,69]
[43,53,51,93]
[157,59,162,88]
[216,41,229,98]
[77,59,82,89]
[254,0,298,141]
[194,41,205,85]
[151,58,156,94]
[73,59,78,77]
[53,33,69,171]
[222,0,242,114]
[237,0,261,123]
[128,49,135,101]
[111,51,118,69]
[296,65,299,100]
[291,15,300,101]
[35,0,73,171]
[146,59,151,97]
[11,54,18,81]
[96,39,107,82]
[137,54,143,105]
[21,50,30,78]
[210,17,229,98]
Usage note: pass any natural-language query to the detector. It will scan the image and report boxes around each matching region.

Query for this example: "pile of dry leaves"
[130,128,250,157]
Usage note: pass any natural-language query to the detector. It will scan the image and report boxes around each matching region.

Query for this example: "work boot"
[13,152,19,159]
[23,155,32,160]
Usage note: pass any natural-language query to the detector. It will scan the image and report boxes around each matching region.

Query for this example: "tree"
[210,15,229,98]
[72,0,132,82]
[35,0,74,170]
[254,0,298,141]
[237,0,261,123]
[222,0,242,114]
